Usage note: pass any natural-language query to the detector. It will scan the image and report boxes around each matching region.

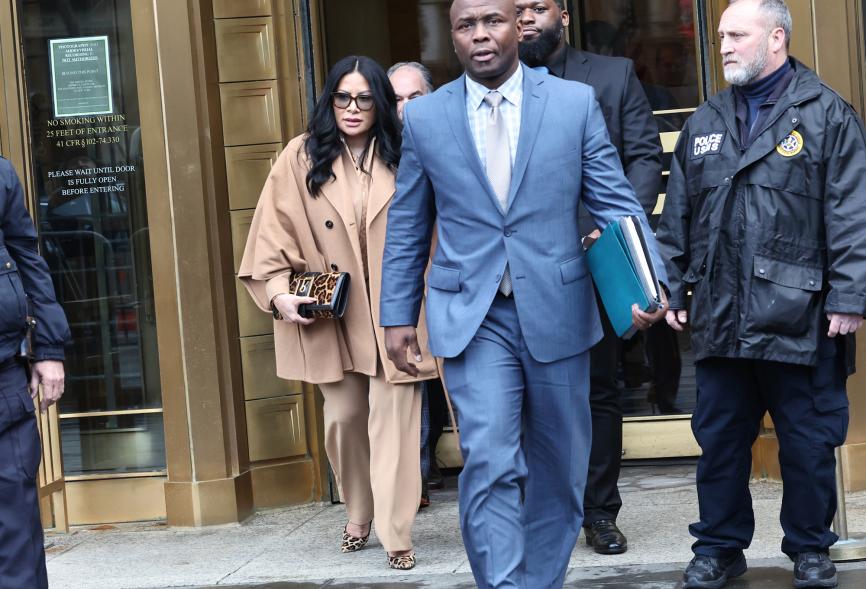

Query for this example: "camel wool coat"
[238,134,438,385]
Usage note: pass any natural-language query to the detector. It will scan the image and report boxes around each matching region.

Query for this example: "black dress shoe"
[683,553,747,589]
[584,520,627,555]
[794,552,837,588]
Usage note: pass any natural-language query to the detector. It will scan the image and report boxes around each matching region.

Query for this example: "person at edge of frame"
[379,0,669,586]
[517,0,664,556]
[387,60,448,510]
[657,1,866,588]
[0,156,71,589]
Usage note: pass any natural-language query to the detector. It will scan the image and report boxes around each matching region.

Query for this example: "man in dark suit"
[518,0,663,556]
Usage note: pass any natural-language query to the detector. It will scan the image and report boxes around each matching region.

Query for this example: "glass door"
[572,0,708,458]
[16,0,165,520]
[320,0,461,86]
[574,0,704,417]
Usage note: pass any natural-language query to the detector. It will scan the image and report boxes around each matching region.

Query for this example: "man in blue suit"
[380,1,668,586]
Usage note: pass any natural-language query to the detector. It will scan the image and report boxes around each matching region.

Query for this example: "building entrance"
[1,0,166,525]
[2,0,865,527]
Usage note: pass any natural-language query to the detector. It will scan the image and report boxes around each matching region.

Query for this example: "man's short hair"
[729,0,792,49]
[387,61,434,94]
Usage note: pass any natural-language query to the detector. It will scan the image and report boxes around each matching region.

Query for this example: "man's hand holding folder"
[632,290,668,331]
[584,216,667,338]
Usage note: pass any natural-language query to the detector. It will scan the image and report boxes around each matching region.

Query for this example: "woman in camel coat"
[238,56,437,570]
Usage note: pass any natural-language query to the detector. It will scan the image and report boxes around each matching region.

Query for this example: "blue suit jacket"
[380,65,667,362]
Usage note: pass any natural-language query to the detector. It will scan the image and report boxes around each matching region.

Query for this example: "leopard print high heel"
[387,552,416,570]
[341,524,371,553]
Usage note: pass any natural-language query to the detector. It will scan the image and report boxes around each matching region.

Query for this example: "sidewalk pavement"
[46,465,866,588]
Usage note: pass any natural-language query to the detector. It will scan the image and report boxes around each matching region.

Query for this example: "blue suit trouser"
[691,335,849,560]
[0,361,47,589]
[443,294,591,589]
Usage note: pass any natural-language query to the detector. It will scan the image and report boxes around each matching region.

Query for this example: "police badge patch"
[690,132,726,159]
[776,130,804,157]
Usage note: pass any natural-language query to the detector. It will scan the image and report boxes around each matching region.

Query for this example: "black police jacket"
[657,60,866,369]
[0,157,70,364]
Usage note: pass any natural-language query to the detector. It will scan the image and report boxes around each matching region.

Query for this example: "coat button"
[4,262,10,269]
[759,268,766,275]
[330,263,339,271]
[792,118,799,124]
[723,177,731,183]
[809,280,816,286]
[325,220,334,229]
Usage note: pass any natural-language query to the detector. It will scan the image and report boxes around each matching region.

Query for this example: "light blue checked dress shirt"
[465,65,523,170]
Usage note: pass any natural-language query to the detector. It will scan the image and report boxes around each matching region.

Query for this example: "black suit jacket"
[554,47,663,236]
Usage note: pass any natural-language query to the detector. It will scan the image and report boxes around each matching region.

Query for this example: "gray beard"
[724,43,770,86]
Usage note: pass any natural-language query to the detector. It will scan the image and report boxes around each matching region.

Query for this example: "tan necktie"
[484,91,513,296]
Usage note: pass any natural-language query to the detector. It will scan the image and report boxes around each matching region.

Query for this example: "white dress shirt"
[465,65,523,170]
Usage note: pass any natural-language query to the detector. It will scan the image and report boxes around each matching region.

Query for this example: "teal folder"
[586,216,662,339]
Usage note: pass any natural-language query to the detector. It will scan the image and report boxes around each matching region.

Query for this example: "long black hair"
[304,55,401,197]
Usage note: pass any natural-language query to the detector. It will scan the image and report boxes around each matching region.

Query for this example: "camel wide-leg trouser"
[319,368,422,552]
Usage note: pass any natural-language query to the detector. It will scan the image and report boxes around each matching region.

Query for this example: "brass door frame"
[1,0,178,525]
[129,0,248,526]
[36,400,69,532]
[859,0,866,115]
[0,0,32,189]
[303,0,328,101]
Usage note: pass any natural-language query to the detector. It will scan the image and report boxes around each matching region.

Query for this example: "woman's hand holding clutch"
[272,293,318,325]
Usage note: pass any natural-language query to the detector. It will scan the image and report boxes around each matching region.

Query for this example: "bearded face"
[718,0,784,87]
[723,35,770,86]
[518,17,564,67]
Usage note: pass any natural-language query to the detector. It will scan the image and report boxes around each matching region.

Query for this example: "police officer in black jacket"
[0,156,70,588]
[517,0,663,555]
[658,1,866,588]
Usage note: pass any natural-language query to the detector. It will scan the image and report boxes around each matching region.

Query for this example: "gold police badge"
[776,130,804,157]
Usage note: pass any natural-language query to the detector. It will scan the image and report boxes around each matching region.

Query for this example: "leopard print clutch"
[287,271,351,319]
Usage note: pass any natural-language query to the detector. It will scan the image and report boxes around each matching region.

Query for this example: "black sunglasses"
[331,91,375,111]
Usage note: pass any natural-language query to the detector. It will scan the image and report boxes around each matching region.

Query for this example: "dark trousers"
[0,361,47,589]
[647,321,681,412]
[691,336,849,560]
[420,378,447,482]
[583,303,623,526]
